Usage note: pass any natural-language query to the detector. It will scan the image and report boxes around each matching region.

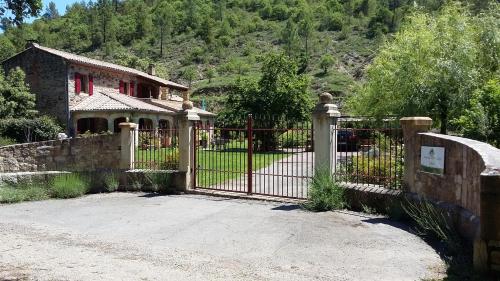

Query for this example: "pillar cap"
[118,122,138,129]
[400,117,433,126]
[179,109,201,121]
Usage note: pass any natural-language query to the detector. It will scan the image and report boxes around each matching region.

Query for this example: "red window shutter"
[74,73,81,94]
[88,75,94,96]
[137,83,142,98]
[130,82,135,96]
[119,80,124,94]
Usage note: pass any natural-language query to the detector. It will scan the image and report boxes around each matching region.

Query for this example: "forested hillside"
[0,0,493,112]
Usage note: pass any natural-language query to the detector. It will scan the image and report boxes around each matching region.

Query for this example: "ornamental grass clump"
[103,171,120,192]
[304,168,347,211]
[49,173,90,199]
[403,198,462,255]
[0,179,50,203]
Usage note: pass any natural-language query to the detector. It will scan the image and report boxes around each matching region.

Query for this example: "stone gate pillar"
[119,122,137,170]
[312,92,341,174]
[400,117,432,192]
[178,102,200,191]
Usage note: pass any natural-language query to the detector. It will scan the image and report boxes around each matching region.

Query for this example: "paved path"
[0,193,445,280]
[209,152,314,198]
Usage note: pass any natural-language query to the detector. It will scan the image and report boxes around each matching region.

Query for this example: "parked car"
[337,130,359,151]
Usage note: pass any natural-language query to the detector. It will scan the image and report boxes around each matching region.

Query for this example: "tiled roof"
[30,43,188,91]
[144,98,216,117]
[70,92,175,114]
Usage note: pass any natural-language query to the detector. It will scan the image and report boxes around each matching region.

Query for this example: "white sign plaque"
[420,146,445,174]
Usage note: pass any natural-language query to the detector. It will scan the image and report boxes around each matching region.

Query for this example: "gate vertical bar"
[192,121,197,189]
[247,114,253,195]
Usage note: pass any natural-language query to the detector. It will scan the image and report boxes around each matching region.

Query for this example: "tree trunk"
[160,27,164,57]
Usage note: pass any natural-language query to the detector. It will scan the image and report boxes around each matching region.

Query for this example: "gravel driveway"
[0,193,445,280]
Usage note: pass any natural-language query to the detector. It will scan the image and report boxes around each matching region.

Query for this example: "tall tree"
[1,0,42,26]
[42,1,58,20]
[0,68,36,119]
[296,1,314,59]
[348,4,497,134]
[223,53,312,150]
[153,1,174,57]
[281,19,298,57]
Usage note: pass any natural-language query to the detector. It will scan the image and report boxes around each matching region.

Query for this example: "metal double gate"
[193,115,314,199]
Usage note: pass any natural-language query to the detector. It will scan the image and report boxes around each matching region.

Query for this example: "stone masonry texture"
[2,48,69,128]
[0,135,121,172]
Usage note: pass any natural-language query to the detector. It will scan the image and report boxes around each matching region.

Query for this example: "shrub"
[278,129,310,148]
[0,180,49,203]
[402,198,462,255]
[144,172,173,193]
[0,187,25,203]
[344,155,403,188]
[303,168,347,211]
[0,136,15,146]
[0,115,62,143]
[103,171,120,192]
[49,173,90,199]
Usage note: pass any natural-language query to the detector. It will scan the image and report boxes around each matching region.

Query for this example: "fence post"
[247,114,253,194]
[312,92,341,175]
[178,107,200,191]
[399,117,432,192]
[119,122,137,170]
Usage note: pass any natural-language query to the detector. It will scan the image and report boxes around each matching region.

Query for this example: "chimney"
[25,39,39,50]
[148,64,156,76]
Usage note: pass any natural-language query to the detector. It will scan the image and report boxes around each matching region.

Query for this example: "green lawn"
[135,142,288,187]
[195,149,287,187]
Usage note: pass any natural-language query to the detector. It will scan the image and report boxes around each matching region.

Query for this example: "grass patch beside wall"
[0,173,92,204]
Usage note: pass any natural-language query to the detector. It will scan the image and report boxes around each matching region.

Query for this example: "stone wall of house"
[67,64,160,105]
[0,134,121,173]
[401,118,500,272]
[2,48,69,128]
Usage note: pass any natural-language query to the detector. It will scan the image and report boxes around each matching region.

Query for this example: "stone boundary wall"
[0,135,121,173]
[401,117,500,273]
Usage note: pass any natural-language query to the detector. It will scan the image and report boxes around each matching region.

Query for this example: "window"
[74,72,92,95]
[81,75,88,93]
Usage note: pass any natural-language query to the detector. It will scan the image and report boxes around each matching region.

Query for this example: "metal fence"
[133,127,179,170]
[193,114,314,199]
[331,116,404,189]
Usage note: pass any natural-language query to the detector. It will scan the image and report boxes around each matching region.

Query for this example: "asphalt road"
[0,193,445,281]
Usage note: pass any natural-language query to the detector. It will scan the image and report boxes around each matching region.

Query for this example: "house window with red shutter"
[75,73,81,94]
[119,80,124,94]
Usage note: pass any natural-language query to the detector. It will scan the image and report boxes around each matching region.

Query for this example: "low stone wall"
[401,117,500,272]
[0,135,121,172]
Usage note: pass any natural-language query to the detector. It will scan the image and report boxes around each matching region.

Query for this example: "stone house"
[1,42,215,135]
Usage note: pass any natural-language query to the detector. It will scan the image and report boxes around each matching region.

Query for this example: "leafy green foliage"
[1,0,42,26]
[348,4,499,134]
[303,168,347,212]
[0,67,36,119]
[453,79,500,147]
[319,54,335,74]
[0,115,62,142]
[222,52,312,150]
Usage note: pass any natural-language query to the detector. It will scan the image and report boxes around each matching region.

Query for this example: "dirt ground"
[0,193,445,281]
